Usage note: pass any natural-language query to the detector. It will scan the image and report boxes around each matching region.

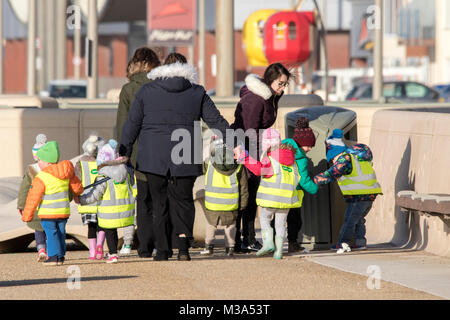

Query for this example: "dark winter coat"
[115,71,152,181]
[119,63,230,177]
[231,74,283,161]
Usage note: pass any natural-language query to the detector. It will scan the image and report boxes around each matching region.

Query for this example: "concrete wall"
[366,108,450,257]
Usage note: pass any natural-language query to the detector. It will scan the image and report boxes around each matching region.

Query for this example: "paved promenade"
[0,244,447,300]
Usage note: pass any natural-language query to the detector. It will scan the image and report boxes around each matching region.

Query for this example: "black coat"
[119,63,230,177]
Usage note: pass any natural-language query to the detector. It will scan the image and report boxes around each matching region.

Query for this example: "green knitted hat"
[36,141,60,164]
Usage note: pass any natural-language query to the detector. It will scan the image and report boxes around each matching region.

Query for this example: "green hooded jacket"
[282,138,319,195]
[115,71,151,181]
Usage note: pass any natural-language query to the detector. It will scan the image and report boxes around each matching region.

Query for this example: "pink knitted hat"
[261,128,281,154]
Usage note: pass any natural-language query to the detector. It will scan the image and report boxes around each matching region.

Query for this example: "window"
[288,22,296,40]
[383,83,402,97]
[405,83,427,98]
[257,19,265,38]
[275,21,286,39]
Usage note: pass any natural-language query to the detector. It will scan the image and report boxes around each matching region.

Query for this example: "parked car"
[433,84,450,102]
[345,81,443,103]
[206,82,245,96]
[40,80,87,98]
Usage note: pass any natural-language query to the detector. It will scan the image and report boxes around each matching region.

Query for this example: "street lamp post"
[373,0,383,102]
[215,0,234,97]
[27,0,37,96]
[87,0,98,99]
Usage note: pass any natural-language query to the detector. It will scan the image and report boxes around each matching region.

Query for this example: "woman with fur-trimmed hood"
[119,53,231,262]
[231,63,292,253]
[115,47,161,258]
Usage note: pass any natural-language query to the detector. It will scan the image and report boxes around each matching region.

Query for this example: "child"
[22,141,84,266]
[239,128,303,259]
[74,134,106,260]
[201,137,248,256]
[314,129,382,253]
[78,140,137,263]
[17,134,48,262]
[282,117,318,253]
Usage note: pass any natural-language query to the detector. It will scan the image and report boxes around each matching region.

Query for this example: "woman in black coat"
[119,53,231,261]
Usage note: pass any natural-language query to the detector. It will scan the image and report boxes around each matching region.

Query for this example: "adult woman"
[231,62,292,252]
[119,53,231,261]
[115,47,161,258]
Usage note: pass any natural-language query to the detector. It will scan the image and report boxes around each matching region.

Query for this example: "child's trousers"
[205,222,236,248]
[41,219,67,258]
[259,207,289,238]
[104,228,118,255]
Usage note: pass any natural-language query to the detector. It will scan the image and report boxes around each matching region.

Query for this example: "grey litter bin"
[285,106,357,250]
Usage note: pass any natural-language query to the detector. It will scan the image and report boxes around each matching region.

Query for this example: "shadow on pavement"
[0,275,137,288]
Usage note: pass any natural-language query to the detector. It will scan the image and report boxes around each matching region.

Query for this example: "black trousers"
[87,222,101,239]
[104,228,118,255]
[287,207,303,243]
[146,173,196,252]
[136,178,155,256]
[235,176,260,246]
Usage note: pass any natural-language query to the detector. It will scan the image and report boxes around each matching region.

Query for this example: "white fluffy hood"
[244,74,273,100]
[147,62,198,84]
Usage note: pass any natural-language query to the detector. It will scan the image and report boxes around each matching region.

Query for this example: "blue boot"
[256,228,275,256]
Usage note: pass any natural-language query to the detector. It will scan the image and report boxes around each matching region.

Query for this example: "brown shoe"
[288,242,305,253]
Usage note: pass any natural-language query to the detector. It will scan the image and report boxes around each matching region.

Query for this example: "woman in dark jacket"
[231,62,292,252]
[119,53,231,261]
[115,47,160,258]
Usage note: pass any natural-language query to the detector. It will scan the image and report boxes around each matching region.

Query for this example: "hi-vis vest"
[36,171,70,218]
[97,175,137,229]
[204,162,241,212]
[256,156,304,209]
[78,161,99,214]
[337,153,382,196]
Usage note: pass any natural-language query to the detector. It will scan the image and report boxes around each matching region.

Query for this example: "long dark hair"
[263,63,292,86]
[126,47,161,79]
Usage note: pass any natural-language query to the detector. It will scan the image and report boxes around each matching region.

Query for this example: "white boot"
[273,236,284,260]
[256,228,275,257]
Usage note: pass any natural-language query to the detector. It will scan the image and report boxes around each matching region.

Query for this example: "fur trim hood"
[244,74,273,100]
[147,62,198,84]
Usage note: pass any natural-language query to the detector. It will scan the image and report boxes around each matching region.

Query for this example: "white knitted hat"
[32,134,47,161]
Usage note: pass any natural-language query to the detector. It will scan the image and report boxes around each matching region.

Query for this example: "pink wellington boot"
[96,231,106,260]
[88,238,97,260]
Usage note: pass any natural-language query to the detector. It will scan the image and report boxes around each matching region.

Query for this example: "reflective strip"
[205,196,239,205]
[39,201,70,209]
[256,193,299,204]
[98,209,135,220]
[81,161,93,186]
[42,191,69,201]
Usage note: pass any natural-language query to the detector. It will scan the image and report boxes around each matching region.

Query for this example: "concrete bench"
[396,190,450,219]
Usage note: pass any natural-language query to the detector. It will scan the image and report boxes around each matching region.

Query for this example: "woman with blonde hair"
[115,47,161,258]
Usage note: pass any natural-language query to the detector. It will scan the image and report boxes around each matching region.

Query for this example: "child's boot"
[273,235,284,260]
[96,231,106,260]
[256,228,275,256]
[88,238,97,260]
[200,244,214,255]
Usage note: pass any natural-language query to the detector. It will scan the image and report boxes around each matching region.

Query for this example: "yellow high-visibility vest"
[204,162,241,212]
[78,161,99,214]
[36,171,70,218]
[337,154,383,196]
[97,175,135,229]
[256,156,304,209]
